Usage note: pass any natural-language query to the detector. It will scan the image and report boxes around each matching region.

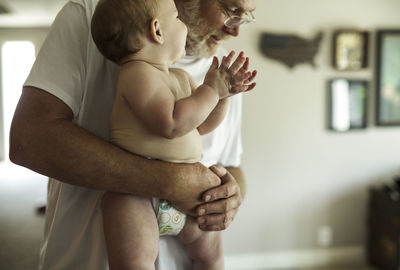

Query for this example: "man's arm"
[9,86,220,215]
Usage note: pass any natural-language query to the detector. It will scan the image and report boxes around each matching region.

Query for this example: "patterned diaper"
[152,198,186,236]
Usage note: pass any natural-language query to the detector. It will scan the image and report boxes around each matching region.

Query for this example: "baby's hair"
[91,0,159,63]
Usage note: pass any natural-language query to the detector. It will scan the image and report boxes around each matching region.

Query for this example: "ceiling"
[0,0,67,27]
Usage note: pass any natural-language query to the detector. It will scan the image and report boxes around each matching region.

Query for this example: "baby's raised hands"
[203,51,257,99]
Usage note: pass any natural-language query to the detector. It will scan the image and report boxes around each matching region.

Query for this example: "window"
[1,41,35,161]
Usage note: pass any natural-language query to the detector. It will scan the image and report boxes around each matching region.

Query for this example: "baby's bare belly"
[111,128,202,163]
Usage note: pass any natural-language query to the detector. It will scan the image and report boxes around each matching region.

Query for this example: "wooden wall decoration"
[259,32,323,68]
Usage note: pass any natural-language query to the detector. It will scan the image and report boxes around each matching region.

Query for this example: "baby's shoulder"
[119,62,163,86]
[120,62,157,78]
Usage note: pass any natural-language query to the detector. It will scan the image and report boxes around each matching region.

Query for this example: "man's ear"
[149,18,164,44]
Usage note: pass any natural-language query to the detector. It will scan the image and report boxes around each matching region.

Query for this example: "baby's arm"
[197,99,229,135]
[197,51,257,135]
[120,64,219,139]
[120,52,256,139]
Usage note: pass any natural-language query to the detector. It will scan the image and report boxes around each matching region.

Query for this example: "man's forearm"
[9,87,220,213]
[11,108,173,198]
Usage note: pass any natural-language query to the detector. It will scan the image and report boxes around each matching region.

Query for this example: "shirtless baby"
[91,0,257,269]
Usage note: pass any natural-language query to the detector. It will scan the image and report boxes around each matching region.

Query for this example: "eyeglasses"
[221,5,256,28]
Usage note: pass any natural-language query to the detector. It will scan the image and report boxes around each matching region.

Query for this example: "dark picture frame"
[328,79,368,131]
[332,30,368,71]
[376,30,400,126]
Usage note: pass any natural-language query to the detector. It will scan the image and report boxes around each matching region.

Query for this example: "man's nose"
[224,25,240,37]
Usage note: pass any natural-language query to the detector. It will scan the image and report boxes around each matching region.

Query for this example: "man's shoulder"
[68,0,99,14]
[69,0,98,7]
[51,0,99,23]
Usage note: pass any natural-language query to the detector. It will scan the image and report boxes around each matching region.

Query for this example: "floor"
[0,162,379,270]
[0,162,47,270]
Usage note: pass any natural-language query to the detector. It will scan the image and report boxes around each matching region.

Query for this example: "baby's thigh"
[102,193,159,246]
[178,218,223,261]
[102,193,160,268]
[177,216,207,244]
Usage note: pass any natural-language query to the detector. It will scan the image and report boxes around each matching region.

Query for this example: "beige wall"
[222,0,400,256]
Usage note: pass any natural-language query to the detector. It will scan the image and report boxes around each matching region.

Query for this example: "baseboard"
[225,246,365,270]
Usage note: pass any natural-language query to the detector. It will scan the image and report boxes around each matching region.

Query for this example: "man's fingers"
[208,164,227,178]
[201,179,237,202]
[203,165,239,202]
[197,209,238,231]
[197,194,242,216]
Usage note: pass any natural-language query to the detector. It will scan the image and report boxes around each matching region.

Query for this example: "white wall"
[222,0,400,259]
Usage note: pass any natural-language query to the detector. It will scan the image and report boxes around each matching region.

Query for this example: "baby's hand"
[203,51,257,99]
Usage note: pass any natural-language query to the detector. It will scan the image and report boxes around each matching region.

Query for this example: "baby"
[91,0,256,269]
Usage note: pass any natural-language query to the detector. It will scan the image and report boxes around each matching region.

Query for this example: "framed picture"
[328,79,368,131]
[332,30,368,70]
[376,30,400,126]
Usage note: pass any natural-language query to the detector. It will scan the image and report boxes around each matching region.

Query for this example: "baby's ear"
[149,18,164,44]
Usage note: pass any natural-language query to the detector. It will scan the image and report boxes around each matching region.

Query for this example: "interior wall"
[222,0,400,255]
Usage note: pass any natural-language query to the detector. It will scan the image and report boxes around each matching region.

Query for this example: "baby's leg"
[178,217,224,270]
[102,192,159,270]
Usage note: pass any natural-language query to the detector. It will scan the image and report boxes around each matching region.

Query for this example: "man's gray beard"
[186,28,211,58]
[179,0,214,58]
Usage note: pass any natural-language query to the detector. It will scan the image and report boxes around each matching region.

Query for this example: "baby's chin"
[179,50,186,61]
[171,50,186,64]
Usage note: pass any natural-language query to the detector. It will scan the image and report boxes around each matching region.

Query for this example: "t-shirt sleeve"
[24,1,88,117]
[219,94,243,167]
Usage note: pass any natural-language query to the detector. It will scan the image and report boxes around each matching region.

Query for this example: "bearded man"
[9,0,256,269]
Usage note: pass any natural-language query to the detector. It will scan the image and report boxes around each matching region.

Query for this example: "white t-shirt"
[24,0,242,269]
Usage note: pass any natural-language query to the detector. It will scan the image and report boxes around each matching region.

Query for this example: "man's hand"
[166,162,221,216]
[195,165,242,231]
